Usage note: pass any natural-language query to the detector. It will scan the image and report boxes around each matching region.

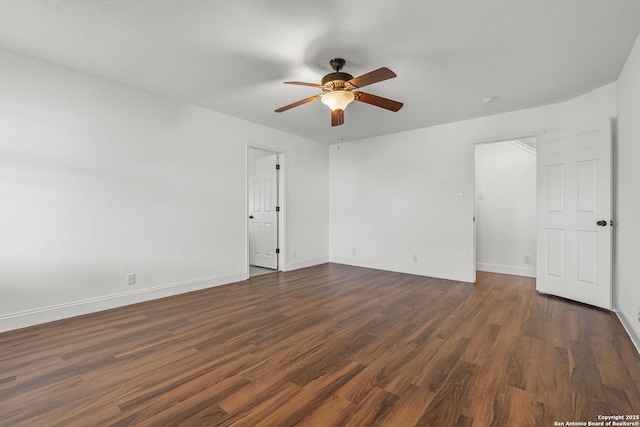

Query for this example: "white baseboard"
[476,262,536,278]
[330,255,474,283]
[0,271,246,333]
[616,300,640,354]
[283,256,329,272]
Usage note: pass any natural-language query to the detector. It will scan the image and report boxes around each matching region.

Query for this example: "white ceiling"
[1,1,639,144]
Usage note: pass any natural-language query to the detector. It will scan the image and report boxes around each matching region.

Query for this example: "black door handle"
[596,220,607,226]
[249,215,254,219]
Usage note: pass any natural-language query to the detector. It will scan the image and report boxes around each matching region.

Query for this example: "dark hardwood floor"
[1,263,639,426]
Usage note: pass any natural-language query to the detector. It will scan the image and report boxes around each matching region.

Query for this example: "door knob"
[596,220,607,226]
[249,215,254,219]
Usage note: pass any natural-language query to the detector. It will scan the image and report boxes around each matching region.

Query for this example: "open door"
[249,153,279,269]
[536,118,612,309]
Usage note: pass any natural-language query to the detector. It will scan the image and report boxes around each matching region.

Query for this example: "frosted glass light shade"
[321,91,355,111]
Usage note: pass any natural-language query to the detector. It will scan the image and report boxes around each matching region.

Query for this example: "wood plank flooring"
[1,263,639,426]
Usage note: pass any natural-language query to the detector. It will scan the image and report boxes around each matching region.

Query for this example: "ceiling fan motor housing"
[321,58,355,91]
[321,72,354,90]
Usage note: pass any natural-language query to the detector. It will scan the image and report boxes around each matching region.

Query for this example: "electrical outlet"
[127,273,136,285]
[413,254,418,262]
[524,255,531,264]
[291,250,296,259]
[637,306,640,322]
[352,247,356,256]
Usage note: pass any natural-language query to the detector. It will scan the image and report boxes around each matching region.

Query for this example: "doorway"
[247,147,283,277]
[474,137,537,278]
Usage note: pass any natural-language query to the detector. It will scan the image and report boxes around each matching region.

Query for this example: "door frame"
[472,132,539,283]
[246,144,286,278]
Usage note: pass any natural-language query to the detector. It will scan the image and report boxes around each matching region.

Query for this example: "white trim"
[330,256,473,283]
[476,262,536,277]
[616,300,640,355]
[470,129,544,147]
[509,139,537,156]
[278,154,287,272]
[0,271,245,333]
[285,256,330,271]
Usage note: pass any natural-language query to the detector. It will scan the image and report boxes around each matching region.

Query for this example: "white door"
[249,154,279,269]
[536,118,612,309]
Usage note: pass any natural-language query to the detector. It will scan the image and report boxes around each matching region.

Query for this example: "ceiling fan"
[275,58,403,126]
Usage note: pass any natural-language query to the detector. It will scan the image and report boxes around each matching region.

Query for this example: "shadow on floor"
[249,265,278,277]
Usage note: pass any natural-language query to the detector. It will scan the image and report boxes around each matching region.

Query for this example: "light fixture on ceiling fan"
[320,90,355,111]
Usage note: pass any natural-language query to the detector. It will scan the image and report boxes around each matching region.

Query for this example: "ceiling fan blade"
[331,109,344,126]
[275,95,321,113]
[284,81,324,88]
[354,92,403,112]
[347,67,396,89]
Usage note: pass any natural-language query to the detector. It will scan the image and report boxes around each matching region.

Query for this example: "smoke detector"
[481,96,495,105]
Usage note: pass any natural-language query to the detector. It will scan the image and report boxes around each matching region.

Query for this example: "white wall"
[475,141,537,277]
[616,32,640,349]
[0,48,329,332]
[1,40,629,336]
[330,82,617,282]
